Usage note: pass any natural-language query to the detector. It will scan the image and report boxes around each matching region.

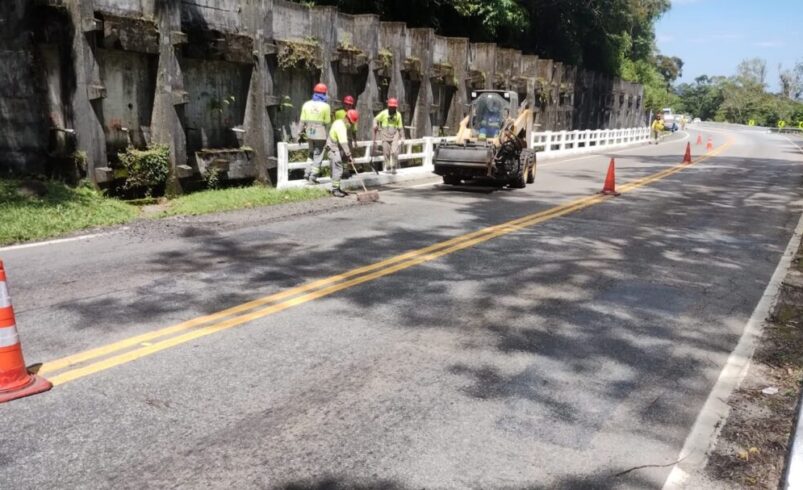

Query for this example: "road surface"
[2,125,802,489]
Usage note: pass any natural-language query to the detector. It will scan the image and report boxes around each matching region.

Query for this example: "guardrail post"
[544,131,553,153]
[559,130,567,151]
[423,137,435,171]
[277,142,289,189]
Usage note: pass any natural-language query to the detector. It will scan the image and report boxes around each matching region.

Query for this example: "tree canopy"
[675,60,803,126]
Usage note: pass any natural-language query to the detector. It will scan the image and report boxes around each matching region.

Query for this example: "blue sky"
[655,0,802,91]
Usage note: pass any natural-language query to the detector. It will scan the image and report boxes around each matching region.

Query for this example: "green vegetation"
[158,185,329,217]
[119,145,170,196]
[0,180,330,245]
[0,179,138,245]
[277,38,323,71]
[675,59,803,126]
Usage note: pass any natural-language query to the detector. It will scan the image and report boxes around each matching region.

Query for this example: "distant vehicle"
[693,117,702,124]
[662,108,679,132]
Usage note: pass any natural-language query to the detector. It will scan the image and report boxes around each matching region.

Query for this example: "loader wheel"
[443,175,461,185]
[509,172,526,189]
[526,164,535,184]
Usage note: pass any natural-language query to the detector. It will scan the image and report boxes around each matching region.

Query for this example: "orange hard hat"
[313,83,328,94]
[343,95,355,106]
[346,109,359,123]
[387,98,399,108]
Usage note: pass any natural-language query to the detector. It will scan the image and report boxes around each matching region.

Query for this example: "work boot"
[331,188,348,198]
[306,174,319,185]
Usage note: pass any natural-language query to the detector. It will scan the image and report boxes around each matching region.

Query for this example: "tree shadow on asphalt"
[55,153,803,485]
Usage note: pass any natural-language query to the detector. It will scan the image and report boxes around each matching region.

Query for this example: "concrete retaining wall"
[0,0,645,187]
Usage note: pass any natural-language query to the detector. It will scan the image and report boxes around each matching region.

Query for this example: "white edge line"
[784,135,803,154]
[0,230,119,252]
[662,209,803,489]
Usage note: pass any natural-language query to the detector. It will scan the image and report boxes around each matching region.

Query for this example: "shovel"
[348,158,380,203]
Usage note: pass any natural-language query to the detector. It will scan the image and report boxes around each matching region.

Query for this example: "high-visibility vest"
[329,119,351,144]
[300,100,331,140]
[373,110,403,129]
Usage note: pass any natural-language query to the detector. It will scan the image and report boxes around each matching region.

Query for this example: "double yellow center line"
[39,139,732,386]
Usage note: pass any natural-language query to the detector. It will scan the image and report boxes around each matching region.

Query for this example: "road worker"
[326,109,359,197]
[334,95,356,122]
[334,95,359,177]
[373,98,405,174]
[650,114,664,144]
[300,83,332,183]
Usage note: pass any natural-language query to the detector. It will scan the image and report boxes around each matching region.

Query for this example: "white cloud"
[753,41,786,48]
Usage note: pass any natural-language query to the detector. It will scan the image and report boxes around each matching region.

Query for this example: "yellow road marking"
[43,138,733,386]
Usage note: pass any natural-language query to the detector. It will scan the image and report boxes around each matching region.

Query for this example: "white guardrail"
[276,127,651,189]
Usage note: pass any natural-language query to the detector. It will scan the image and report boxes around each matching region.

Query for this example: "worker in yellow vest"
[300,83,332,183]
[334,95,355,122]
[650,114,664,145]
[372,98,405,174]
[326,109,359,197]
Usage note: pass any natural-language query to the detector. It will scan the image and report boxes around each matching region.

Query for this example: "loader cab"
[469,90,518,140]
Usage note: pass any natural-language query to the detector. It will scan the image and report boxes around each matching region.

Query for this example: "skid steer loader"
[433,90,536,188]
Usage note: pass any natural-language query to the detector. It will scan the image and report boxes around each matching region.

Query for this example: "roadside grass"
[157,185,329,217]
[0,179,138,246]
[1,180,331,246]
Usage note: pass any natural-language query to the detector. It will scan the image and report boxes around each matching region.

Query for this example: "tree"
[736,58,767,87]
[779,62,803,100]
[655,55,683,88]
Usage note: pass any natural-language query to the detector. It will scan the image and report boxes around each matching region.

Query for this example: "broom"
[347,157,380,203]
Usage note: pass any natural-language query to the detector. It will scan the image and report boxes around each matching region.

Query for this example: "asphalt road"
[2,125,802,489]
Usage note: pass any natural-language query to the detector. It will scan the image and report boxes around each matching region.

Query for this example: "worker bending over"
[327,109,360,197]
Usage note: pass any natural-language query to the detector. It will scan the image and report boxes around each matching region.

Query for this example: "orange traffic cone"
[0,261,51,403]
[696,134,703,145]
[600,158,621,196]
[682,142,692,164]
[706,137,713,152]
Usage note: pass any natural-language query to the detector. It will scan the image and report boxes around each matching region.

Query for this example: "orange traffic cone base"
[683,143,692,164]
[599,158,621,196]
[0,373,52,403]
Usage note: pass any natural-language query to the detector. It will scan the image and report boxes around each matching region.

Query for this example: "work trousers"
[326,140,346,189]
[382,135,402,172]
[306,139,327,177]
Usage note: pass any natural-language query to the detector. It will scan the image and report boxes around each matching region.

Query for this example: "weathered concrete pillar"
[350,15,385,139]
[407,28,435,139]
[310,6,338,94]
[242,0,275,185]
[150,0,188,194]
[521,55,539,124]
[445,37,469,135]
[0,0,50,176]
[66,0,108,183]
[469,43,496,91]
[378,22,406,122]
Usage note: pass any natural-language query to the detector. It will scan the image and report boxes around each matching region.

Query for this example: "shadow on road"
[54,152,803,485]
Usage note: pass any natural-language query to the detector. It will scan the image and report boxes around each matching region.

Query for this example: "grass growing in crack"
[157,185,329,217]
[0,179,138,245]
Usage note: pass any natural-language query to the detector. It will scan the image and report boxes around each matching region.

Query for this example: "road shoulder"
[667,214,803,489]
